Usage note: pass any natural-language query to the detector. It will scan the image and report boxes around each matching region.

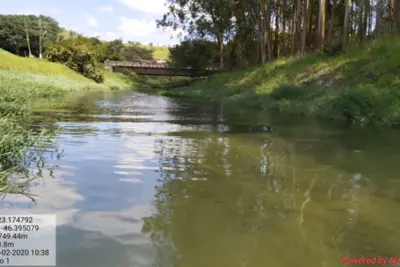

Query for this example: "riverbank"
[0,49,135,97]
[0,48,135,195]
[163,36,400,127]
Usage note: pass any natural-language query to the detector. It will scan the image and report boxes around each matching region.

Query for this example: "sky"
[1,0,184,46]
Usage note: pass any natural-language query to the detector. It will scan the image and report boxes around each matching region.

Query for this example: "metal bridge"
[104,60,219,77]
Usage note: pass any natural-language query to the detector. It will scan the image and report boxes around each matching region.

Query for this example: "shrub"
[45,41,104,83]
[0,87,58,196]
[269,85,309,100]
[323,40,344,57]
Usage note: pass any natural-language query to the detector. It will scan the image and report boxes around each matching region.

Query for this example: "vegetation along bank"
[0,14,173,194]
[157,0,400,127]
[164,37,400,127]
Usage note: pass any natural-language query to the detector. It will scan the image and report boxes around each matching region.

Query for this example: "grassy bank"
[0,49,133,97]
[164,37,400,127]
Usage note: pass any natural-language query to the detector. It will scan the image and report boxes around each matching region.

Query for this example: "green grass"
[151,46,170,61]
[164,36,400,127]
[0,48,133,95]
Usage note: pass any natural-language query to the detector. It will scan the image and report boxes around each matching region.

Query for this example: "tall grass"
[0,87,60,198]
[165,36,400,127]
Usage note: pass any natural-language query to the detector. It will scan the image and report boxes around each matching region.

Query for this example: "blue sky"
[1,0,184,46]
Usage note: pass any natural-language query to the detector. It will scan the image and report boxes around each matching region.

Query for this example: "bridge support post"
[104,65,114,72]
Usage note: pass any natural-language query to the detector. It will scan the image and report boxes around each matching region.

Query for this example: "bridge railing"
[104,60,218,71]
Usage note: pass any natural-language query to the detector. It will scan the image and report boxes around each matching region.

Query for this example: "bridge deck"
[104,60,217,71]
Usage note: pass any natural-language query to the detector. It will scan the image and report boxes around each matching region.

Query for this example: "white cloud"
[117,0,168,14]
[105,31,118,40]
[85,14,98,27]
[99,5,113,12]
[118,17,156,38]
[93,32,100,37]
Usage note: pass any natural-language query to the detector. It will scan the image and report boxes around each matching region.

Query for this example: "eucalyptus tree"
[158,0,399,69]
[157,0,234,69]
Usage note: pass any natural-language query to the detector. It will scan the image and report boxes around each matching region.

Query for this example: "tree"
[23,17,32,57]
[0,15,60,57]
[395,0,400,33]
[123,44,154,61]
[104,39,125,61]
[46,40,104,83]
[157,0,233,69]
[301,0,310,52]
[376,0,385,38]
[343,0,352,46]
[169,39,219,69]
[317,0,326,49]
[155,0,400,70]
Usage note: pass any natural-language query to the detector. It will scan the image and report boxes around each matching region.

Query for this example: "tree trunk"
[301,0,310,52]
[358,0,365,42]
[23,17,32,57]
[327,0,337,43]
[233,2,248,67]
[273,0,280,58]
[291,3,297,54]
[264,0,273,61]
[308,2,313,51]
[254,0,266,64]
[317,0,326,49]
[217,33,224,69]
[363,0,370,39]
[389,0,395,32]
[343,0,352,46]
[368,2,373,35]
[282,0,287,54]
[295,0,302,54]
[395,0,400,33]
[376,0,385,38]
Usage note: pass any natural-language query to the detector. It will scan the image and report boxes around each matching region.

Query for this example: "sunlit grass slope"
[151,46,170,61]
[0,49,132,96]
[166,36,400,127]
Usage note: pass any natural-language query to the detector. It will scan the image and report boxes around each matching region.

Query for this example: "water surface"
[2,90,400,267]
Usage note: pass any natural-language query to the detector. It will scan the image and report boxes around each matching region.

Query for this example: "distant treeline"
[0,14,169,82]
[0,14,160,61]
[159,0,400,70]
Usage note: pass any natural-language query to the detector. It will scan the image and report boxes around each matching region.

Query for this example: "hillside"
[126,43,170,61]
[164,36,400,127]
[0,49,132,96]
[146,45,170,61]
[59,28,170,61]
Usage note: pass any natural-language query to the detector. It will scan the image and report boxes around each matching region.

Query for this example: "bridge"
[104,60,219,77]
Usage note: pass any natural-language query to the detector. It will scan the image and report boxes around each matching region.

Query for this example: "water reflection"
[142,100,400,267]
[3,91,400,267]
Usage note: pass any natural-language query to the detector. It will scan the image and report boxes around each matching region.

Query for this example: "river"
[2,90,400,267]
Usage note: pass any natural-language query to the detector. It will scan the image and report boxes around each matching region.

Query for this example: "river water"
[2,90,400,267]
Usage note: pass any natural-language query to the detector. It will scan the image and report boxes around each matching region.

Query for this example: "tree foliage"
[45,40,104,83]
[123,43,154,61]
[169,39,219,68]
[159,0,400,70]
[0,14,157,74]
[0,15,60,57]
[104,39,125,61]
